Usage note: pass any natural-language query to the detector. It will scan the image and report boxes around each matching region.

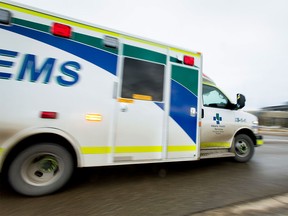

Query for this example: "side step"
[200,149,235,159]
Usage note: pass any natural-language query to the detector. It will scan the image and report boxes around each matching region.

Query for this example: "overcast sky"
[10,0,288,110]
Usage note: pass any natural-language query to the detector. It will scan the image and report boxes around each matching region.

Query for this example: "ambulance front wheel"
[233,134,255,163]
[8,143,74,196]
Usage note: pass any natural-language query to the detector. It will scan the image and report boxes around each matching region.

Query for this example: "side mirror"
[236,93,246,109]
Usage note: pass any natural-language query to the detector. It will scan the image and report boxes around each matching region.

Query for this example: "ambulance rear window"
[121,57,165,102]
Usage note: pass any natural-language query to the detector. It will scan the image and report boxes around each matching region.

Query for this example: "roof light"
[184,56,194,66]
[40,111,57,119]
[0,9,11,25]
[51,23,72,38]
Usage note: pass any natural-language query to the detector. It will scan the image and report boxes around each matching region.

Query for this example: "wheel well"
[2,133,78,174]
[235,129,256,145]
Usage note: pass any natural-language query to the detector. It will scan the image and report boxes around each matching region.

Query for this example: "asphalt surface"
[191,193,288,215]
[192,135,288,216]
[0,135,288,216]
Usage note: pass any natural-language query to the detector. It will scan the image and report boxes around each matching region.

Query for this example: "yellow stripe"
[201,142,231,148]
[81,145,197,154]
[115,146,162,153]
[81,147,111,154]
[1,2,202,59]
[122,35,202,58]
[122,35,167,49]
[122,35,201,58]
[0,148,4,155]
[170,47,201,58]
[0,2,119,37]
[168,145,196,152]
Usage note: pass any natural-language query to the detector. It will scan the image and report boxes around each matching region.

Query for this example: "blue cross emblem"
[213,113,222,125]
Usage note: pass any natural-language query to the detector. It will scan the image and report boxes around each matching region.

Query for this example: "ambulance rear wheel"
[233,134,254,163]
[8,143,74,196]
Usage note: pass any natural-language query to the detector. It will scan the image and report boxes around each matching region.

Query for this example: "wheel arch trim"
[1,127,83,172]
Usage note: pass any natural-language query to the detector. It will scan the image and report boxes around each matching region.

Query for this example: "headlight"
[252,120,259,134]
[252,120,259,125]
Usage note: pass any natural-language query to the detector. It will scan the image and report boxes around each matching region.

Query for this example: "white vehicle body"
[0,1,263,196]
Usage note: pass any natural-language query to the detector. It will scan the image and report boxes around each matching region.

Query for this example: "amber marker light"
[85,114,102,122]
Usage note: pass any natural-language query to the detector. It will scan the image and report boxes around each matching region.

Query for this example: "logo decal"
[213,113,222,125]
[235,117,246,123]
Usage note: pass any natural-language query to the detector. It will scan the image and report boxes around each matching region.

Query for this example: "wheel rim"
[21,153,64,186]
[235,139,250,158]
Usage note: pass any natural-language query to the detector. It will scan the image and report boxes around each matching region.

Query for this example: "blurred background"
[249,102,288,134]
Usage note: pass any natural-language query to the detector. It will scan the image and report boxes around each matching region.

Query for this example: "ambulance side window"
[203,85,229,109]
[121,57,165,102]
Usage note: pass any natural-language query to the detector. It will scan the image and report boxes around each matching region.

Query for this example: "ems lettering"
[0,49,18,79]
[17,54,55,83]
[57,61,80,86]
[0,49,81,87]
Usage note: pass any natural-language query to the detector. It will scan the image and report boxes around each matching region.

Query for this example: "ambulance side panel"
[0,5,118,168]
[0,2,202,170]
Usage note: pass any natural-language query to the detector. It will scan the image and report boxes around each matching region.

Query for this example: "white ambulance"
[0,1,263,196]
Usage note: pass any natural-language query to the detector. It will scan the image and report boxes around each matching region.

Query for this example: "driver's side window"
[203,85,229,109]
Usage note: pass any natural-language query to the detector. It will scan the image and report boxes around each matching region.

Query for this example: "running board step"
[200,149,235,159]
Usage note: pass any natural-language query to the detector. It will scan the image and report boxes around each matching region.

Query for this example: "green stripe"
[123,44,166,64]
[172,65,199,95]
[170,57,199,68]
[1,2,119,37]
[12,17,49,32]
[170,56,179,63]
[2,2,201,63]
[11,18,118,54]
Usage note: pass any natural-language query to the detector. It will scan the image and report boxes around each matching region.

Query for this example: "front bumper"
[255,135,264,146]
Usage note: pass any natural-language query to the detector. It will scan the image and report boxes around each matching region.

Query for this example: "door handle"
[120,103,128,112]
[190,107,197,117]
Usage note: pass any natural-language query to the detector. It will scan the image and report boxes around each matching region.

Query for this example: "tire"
[232,134,255,163]
[8,143,74,196]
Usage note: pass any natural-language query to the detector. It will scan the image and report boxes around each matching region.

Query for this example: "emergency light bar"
[177,55,195,66]
[51,23,72,38]
[183,55,194,66]
[0,9,11,25]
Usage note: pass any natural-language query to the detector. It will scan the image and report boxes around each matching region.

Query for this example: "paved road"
[264,135,288,143]
[1,136,288,216]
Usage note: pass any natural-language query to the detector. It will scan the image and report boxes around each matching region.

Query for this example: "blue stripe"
[169,80,198,143]
[0,25,118,75]
[155,80,198,143]
[0,60,13,67]
[0,49,18,57]
[0,72,12,79]
[0,24,198,142]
